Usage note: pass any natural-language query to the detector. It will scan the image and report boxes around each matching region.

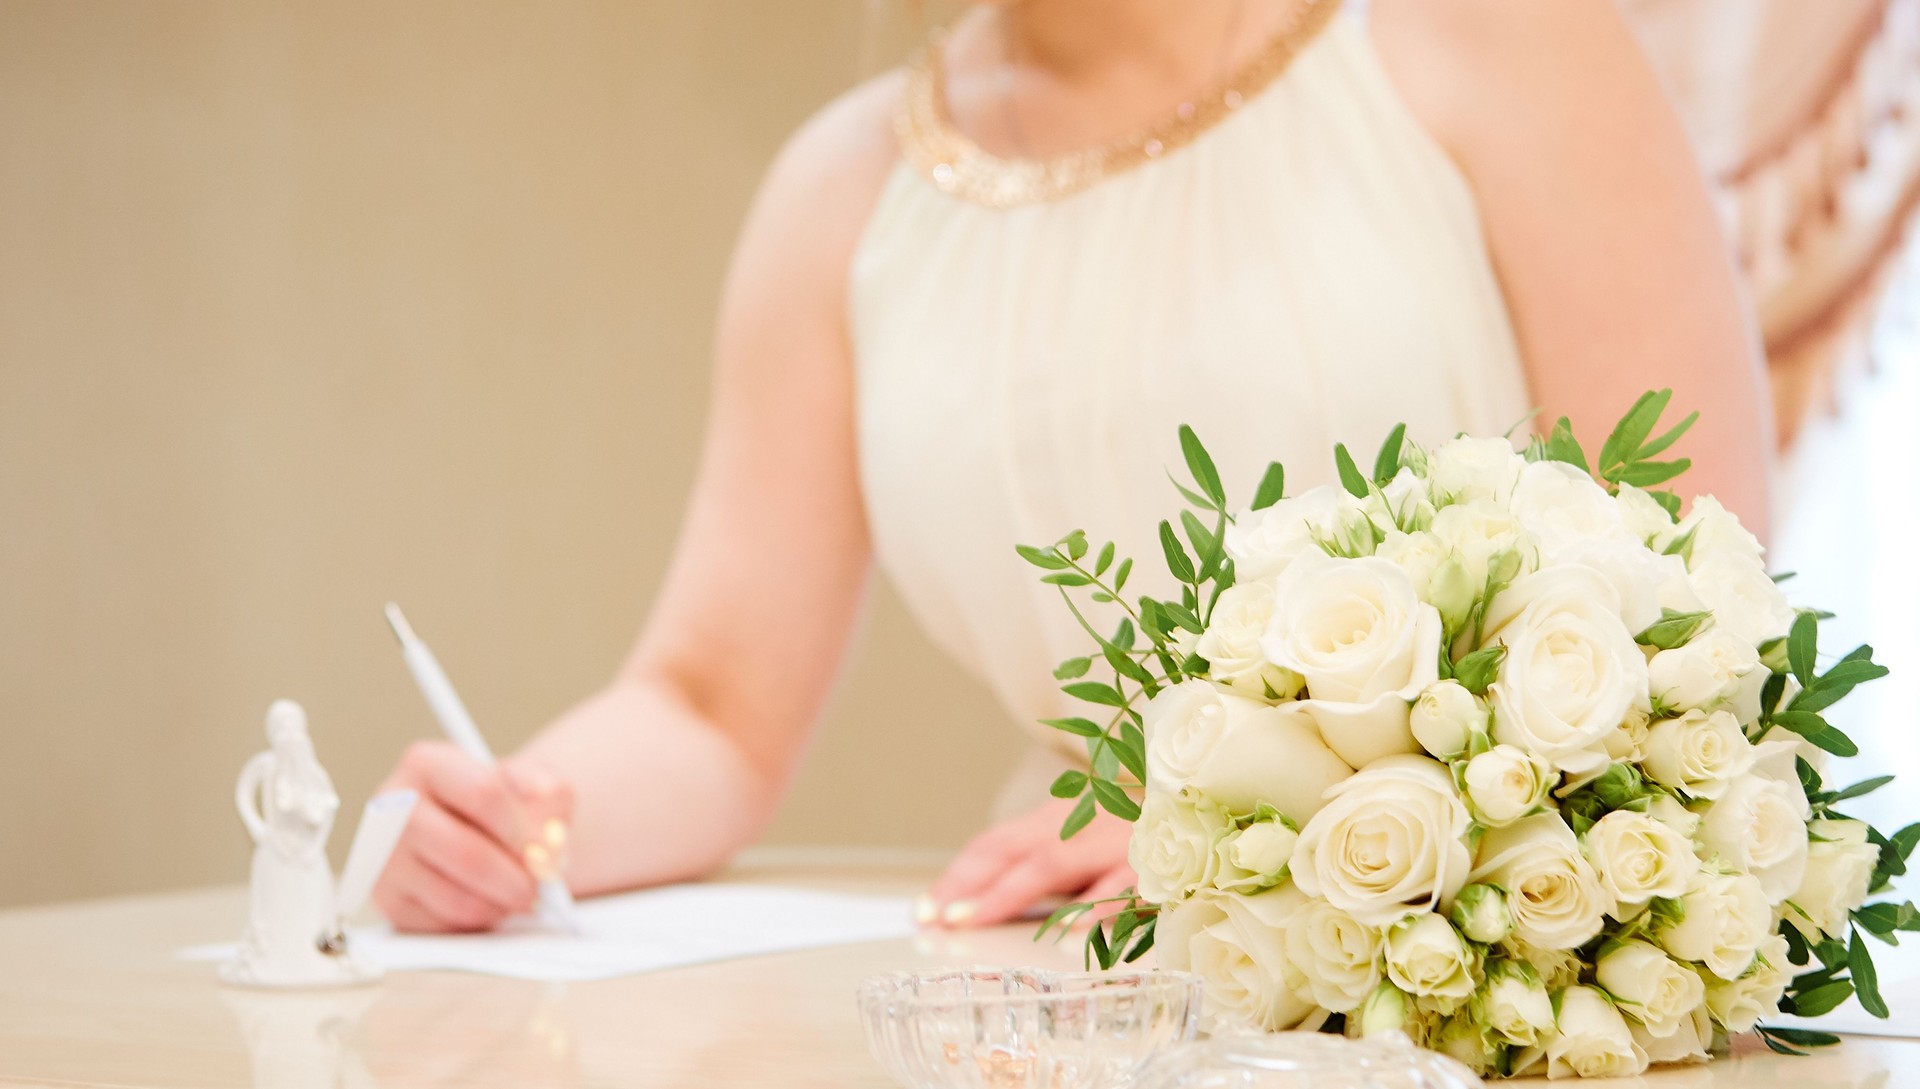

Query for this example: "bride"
[372,0,1772,933]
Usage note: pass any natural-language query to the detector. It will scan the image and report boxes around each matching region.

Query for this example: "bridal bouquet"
[1021,391,1911,1078]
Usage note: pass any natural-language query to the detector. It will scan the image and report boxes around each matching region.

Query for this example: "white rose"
[1128,792,1227,903]
[1429,500,1532,591]
[1261,557,1443,769]
[1478,961,1555,1046]
[1484,566,1650,775]
[1142,681,1354,822]
[1213,820,1299,894]
[1384,913,1477,1004]
[1595,941,1705,1038]
[1508,460,1634,560]
[1697,741,1810,901]
[1429,435,1524,505]
[1409,680,1489,760]
[1284,896,1384,1012]
[1462,744,1555,826]
[1648,627,1762,713]
[1616,483,1678,547]
[1375,530,1448,599]
[1355,981,1413,1038]
[1632,1002,1712,1065]
[1451,882,1516,944]
[1471,813,1612,949]
[1689,553,1794,647]
[1509,941,1586,991]
[1193,580,1305,700]
[1433,1015,1502,1074]
[1292,756,1474,925]
[1554,539,1701,637]
[1678,495,1766,570]
[1785,818,1879,940]
[1159,887,1316,1032]
[1583,809,1699,908]
[1369,466,1436,535]
[1224,485,1347,582]
[1547,986,1650,1079]
[1644,793,1702,838]
[1602,708,1652,763]
[1641,709,1754,800]
[1657,870,1771,980]
[1704,932,1792,1032]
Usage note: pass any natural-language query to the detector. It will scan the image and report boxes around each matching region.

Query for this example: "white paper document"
[183,883,915,982]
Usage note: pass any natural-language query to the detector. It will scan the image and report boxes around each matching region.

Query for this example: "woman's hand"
[370,741,575,933]
[922,797,1137,929]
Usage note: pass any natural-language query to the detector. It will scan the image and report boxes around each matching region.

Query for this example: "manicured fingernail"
[524,842,556,881]
[914,895,938,926]
[544,818,568,852]
[941,900,977,927]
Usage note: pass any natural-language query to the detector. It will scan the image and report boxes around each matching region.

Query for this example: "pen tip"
[383,602,415,644]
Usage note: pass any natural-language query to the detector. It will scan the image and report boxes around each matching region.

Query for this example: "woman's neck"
[1000,0,1254,84]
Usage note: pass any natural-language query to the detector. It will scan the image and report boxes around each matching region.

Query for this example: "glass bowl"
[857,967,1203,1089]
[1136,1031,1486,1089]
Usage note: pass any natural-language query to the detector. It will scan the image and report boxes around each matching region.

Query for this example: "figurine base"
[218,954,382,990]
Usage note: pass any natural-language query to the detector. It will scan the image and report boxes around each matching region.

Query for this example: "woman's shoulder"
[742,69,908,280]
[1368,0,1665,163]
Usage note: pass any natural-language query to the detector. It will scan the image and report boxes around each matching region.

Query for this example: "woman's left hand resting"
[922,798,1137,929]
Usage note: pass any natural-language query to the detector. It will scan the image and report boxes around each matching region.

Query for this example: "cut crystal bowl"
[1135,1031,1487,1089]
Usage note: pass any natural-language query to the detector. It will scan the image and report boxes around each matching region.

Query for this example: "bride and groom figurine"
[222,699,416,989]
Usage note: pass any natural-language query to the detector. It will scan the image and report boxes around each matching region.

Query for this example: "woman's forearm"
[516,673,779,896]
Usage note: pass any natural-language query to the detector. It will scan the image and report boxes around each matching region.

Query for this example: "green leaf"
[1760,671,1788,721]
[1090,738,1120,780]
[1179,425,1226,507]
[1598,389,1671,476]
[1061,530,1089,561]
[1852,901,1920,937]
[1608,458,1692,488]
[1334,443,1369,498]
[1829,776,1896,803]
[1543,416,1590,474]
[1756,1030,1809,1056]
[1769,710,1859,757]
[1111,617,1137,651]
[1180,510,1222,579]
[1757,1026,1841,1048]
[1090,777,1142,821]
[1114,557,1134,593]
[1016,544,1069,570]
[1104,643,1156,686]
[1159,521,1197,584]
[1372,422,1407,484]
[1635,608,1713,650]
[1251,462,1286,511]
[1088,917,1113,970]
[1042,716,1103,738]
[1649,490,1682,518]
[1852,930,1890,1018]
[1041,572,1094,587]
[1094,541,1115,576]
[1034,899,1094,940]
[1121,915,1157,963]
[1787,980,1854,1017]
[1454,643,1507,696]
[1635,409,1700,461]
[1160,601,1205,634]
[1060,793,1097,839]
[1893,823,1920,863]
[1789,611,1819,688]
[1053,657,1093,680]
[1115,721,1148,783]
[1049,770,1088,799]
[1062,682,1127,708]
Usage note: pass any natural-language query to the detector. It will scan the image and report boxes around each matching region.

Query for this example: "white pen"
[384,602,584,934]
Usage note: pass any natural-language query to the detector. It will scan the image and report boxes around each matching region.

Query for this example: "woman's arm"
[1373,0,1775,536]
[373,75,902,928]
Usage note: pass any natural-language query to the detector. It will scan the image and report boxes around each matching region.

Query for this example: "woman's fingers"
[926,798,1135,929]
[396,740,534,848]
[501,757,576,879]
[376,842,516,933]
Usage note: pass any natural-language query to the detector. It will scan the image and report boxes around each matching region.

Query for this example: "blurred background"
[1,0,1916,908]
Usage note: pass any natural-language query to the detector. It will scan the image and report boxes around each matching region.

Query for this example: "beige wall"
[0,0,1019,908]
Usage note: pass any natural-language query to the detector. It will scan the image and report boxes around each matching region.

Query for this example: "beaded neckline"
[896,0,1343,209]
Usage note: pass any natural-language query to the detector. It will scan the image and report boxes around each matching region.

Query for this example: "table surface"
[1,856,1916,1089]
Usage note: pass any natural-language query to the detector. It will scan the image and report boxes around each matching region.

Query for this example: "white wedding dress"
[848,1,1532,808]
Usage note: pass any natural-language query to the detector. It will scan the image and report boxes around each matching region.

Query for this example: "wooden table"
[0,856,1913,1088]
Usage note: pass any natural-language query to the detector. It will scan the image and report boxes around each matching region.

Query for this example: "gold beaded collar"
[897,0,1343,210]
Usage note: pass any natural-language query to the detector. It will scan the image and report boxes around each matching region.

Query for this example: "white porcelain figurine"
[222,699,380,988]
